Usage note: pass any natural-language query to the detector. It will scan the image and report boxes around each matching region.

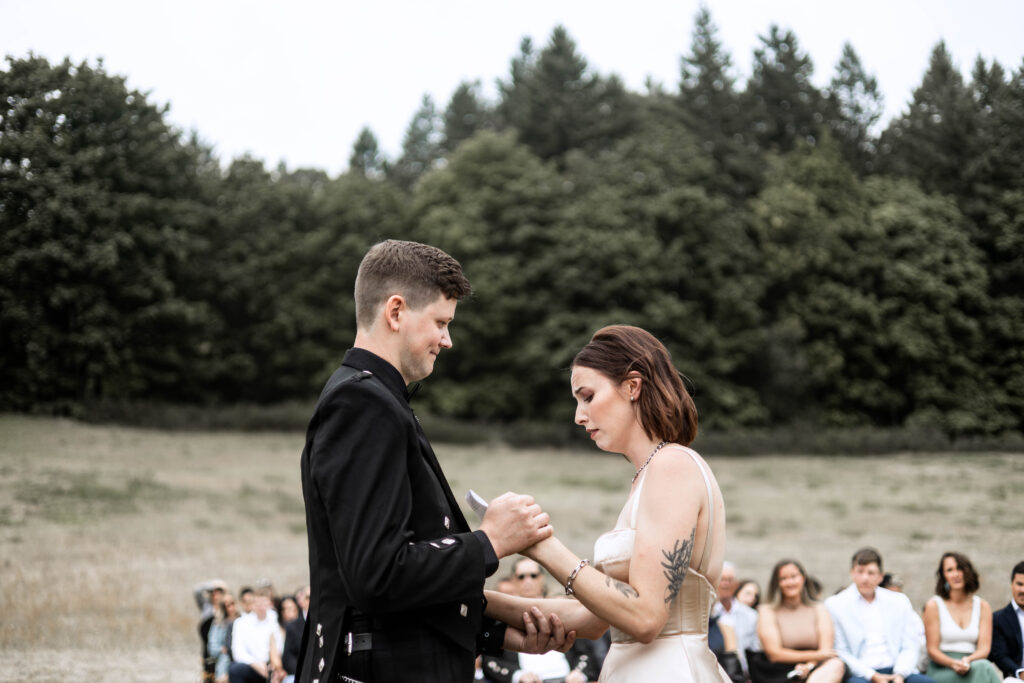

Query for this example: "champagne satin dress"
[593,447,731,682]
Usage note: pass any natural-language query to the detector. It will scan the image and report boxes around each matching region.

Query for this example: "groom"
[297,240,563,683]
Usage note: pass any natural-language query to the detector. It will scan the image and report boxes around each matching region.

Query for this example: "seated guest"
[230,591,282,683]
[195,579,229,680]
[716,560,762,675]
[710,613,746,683]
[923,552,1001,683]
[208,593,240,683]
[989,561,1024,681]
[278,595,300,626]
[279,603,304,683]
[737,579,762,609]
[826,547,935,683]
[881,574,905,593]
[481,558,599,683]
[750,559,845,683]
[293,585,310,621]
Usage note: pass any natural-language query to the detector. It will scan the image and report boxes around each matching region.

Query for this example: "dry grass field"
[1,414,1022,681]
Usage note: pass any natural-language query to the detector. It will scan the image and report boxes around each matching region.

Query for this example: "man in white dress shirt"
[230,592,283,683]
[826,547,934,683]
[990,561,1024,681]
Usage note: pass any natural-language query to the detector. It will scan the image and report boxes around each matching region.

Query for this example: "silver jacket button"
[460,603,468,617]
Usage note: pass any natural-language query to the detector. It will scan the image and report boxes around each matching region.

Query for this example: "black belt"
[345,631,373,654]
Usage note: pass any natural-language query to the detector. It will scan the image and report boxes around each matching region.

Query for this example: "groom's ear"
[384,294,405,332]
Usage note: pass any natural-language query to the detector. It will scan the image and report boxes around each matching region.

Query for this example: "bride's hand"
[505,606,576,654]
[522,534,562,563]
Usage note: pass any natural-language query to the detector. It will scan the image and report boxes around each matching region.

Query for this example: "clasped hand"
[505,605,576,655]
[950,658,971,675]
[479,492,552,558]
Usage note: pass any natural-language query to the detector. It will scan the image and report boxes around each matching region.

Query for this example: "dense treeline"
[2,11,1023,436]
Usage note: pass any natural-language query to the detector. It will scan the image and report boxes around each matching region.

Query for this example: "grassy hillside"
[1,415,1021,680]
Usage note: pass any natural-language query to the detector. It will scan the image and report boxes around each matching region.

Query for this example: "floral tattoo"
[605,574,639,599]
[661,528,696,604]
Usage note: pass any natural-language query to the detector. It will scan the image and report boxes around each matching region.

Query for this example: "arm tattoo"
[605,574,639,599]
[661,528,696,604]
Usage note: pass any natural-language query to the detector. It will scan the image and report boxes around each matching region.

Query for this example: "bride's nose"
[575,404,586,425]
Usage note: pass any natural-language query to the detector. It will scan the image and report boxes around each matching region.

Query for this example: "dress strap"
[685,448,716,575]
[629,470,647,528]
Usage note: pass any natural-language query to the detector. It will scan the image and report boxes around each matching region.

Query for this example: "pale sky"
[4,1,1023,176]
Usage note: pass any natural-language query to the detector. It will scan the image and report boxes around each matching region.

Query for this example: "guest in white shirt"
[229,592,283,683]
[989,561,1024,682]
[825,547,935,683]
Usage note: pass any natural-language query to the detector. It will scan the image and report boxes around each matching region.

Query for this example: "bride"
[485,325,731,681]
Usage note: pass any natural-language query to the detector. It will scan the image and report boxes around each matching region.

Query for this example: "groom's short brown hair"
[354,240,471,330]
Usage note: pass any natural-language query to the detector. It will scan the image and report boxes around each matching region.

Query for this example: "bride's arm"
[484,590,607,640]
[528,451,706,644]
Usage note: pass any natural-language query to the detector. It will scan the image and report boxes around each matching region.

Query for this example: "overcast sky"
[4,1,1023,176]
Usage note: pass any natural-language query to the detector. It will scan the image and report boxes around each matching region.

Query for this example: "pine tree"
[877,41,977,197]
[678,5,761,196]
[744,25,826,153]
[443,80,490,154]
[390,94,443,191]
[497,26,637,160]
[348,127,386,178]
[827,43,884,174]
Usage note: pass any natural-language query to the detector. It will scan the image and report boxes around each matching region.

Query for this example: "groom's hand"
[480,492,552,558]
[503,606,576,654]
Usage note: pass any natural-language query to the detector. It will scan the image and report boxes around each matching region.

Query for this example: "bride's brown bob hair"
[573,325,698,446]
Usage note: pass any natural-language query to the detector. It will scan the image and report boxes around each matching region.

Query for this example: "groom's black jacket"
[298,348,505,682]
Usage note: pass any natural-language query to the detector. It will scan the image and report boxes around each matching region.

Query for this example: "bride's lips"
[587,429,598,440]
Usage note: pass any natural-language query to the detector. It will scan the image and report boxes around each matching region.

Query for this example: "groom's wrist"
[473,530,499,576]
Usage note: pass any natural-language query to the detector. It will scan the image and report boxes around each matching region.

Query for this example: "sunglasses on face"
[516,573,541,580]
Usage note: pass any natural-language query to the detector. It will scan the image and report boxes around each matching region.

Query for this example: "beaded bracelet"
[565,558,590,595]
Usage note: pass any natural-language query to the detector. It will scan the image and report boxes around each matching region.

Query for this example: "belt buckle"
[346,631,353,655]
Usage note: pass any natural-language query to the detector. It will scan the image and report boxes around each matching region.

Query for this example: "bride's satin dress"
[593,447,731,682]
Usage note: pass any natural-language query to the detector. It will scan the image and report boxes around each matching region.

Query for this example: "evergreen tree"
[744,25,826,153]
[390,94,443,191]
[497,26,637,160]
[348,126,386,178]
[412,131,565,420]
[827,43,884,174]
[442,80,490,154]
[878,41,977,197]
[678,5,762,196]
[0,55,215,409]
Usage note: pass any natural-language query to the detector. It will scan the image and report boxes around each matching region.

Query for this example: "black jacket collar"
[341,348,412,403]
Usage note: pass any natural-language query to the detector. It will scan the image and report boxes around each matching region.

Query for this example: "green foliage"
[443,80,492,154]
[827,43,883,173]
[390,94,444,191]
[2,28,1023,438]
[0,56,215,409]
[497,26,638,161]
[678,6,763,196]
[744,25,826,153]
[878,42,978,197]
[349,127,386,177]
